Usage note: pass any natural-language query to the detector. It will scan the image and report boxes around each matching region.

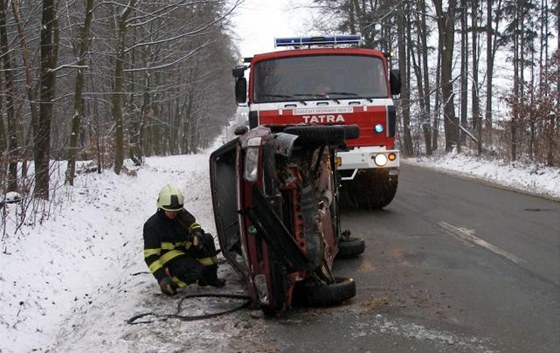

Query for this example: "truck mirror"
[235,77,247,104]
[390,69,401,96]
[232,66,246,78]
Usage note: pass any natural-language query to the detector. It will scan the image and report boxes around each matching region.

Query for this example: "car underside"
[210,124,364,315]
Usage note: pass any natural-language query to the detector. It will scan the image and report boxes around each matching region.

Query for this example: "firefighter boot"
[198,264,225,288]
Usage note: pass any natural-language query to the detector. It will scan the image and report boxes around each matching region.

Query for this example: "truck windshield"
[253,55,388,103]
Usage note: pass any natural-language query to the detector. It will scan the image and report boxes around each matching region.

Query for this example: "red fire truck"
[233,35,401,209]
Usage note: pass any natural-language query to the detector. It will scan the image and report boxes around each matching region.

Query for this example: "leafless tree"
[0,0,19,192]
[0,0,239,200]
[65,0,94,185]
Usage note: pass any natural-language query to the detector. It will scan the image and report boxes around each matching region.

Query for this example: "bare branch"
[124,40,213,72]
[125,0,242,53]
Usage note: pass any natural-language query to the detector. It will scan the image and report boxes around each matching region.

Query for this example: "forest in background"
[307,0,559,164]
[0,0,559,204]
[0,0,240,200]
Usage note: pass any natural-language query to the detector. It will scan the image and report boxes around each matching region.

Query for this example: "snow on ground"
[0,145,558,353]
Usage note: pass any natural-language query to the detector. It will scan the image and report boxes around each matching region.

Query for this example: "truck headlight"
[243,138,261,182]
[374,153,388,166]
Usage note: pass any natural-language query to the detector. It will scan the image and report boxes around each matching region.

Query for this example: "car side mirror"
[390,69,401,96]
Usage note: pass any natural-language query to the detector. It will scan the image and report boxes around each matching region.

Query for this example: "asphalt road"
[262,162,560,353]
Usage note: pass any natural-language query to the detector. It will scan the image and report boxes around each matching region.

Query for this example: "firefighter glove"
[159,277,178,296]
[190,229,204,249]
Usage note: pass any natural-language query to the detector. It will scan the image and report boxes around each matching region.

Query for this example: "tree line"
[309,0,559,165]
[0,0,239,200]
[2,0,559,204]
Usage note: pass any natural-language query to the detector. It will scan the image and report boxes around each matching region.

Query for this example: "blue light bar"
[274,35,362,47]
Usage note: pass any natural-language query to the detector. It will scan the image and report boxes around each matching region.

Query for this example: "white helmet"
[157,184,184,211]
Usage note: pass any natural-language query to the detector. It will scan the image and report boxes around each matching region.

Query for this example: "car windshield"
[253,55,388,103]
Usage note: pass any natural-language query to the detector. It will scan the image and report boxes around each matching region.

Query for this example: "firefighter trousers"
[166,233,220,286]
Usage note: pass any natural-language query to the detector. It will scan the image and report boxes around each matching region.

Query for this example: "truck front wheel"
[340,169,398,210]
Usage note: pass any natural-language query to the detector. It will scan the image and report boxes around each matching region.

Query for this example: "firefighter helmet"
[157,184,184,211]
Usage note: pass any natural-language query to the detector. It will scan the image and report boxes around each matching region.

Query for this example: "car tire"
[294,276,356,307]
[284,125,347,146]
[336,237,365,259]
[343,125,360,140]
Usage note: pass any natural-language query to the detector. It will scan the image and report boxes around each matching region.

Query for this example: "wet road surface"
[262,162,560,353]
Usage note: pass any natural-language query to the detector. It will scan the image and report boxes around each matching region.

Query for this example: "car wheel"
[284,125,347,145]
[336,237,365,259]
[294,276,356,307]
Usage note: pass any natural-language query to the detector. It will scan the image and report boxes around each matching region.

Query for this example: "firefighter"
[143,184,225,296]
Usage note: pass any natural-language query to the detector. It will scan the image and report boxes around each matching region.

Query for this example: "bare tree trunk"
[528,35,536,161]
[126,25,142,166]
[152,99,162,155]
[432,12,442,153]
[65,0,94,185]
[11,0,39,181]
[433,0,460,152]
[0,57,6,190]
[34,0,58,199]
[472,0,482,155]
[418,1,433,155]
[11,0,39,132]
[0,0,19,192]
[511,3,521,161]
[88,68,103,173]
[547,112,555,166]
[397,3,413,156]
[0,78,5,157]
[551,1,560,166]
[185,91,195,153]
[140,71,152,156]
[112,0,136,175]
[348,0,357,33]
[460,0,468,146]
[486,0,503,135]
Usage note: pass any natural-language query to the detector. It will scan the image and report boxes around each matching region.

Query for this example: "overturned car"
[209,124,365,316]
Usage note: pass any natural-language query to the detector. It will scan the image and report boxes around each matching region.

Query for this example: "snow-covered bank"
[0,154,246,353]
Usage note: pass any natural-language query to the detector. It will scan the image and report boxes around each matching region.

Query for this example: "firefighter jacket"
[143,209,215,282]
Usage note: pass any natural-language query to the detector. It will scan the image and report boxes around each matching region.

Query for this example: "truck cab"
[233,35,401,209]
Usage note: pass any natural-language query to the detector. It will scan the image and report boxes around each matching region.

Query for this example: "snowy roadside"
[0,153,268,353]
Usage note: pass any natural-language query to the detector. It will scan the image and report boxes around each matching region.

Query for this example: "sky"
[1,117,559,352]
[229,0,315,57]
